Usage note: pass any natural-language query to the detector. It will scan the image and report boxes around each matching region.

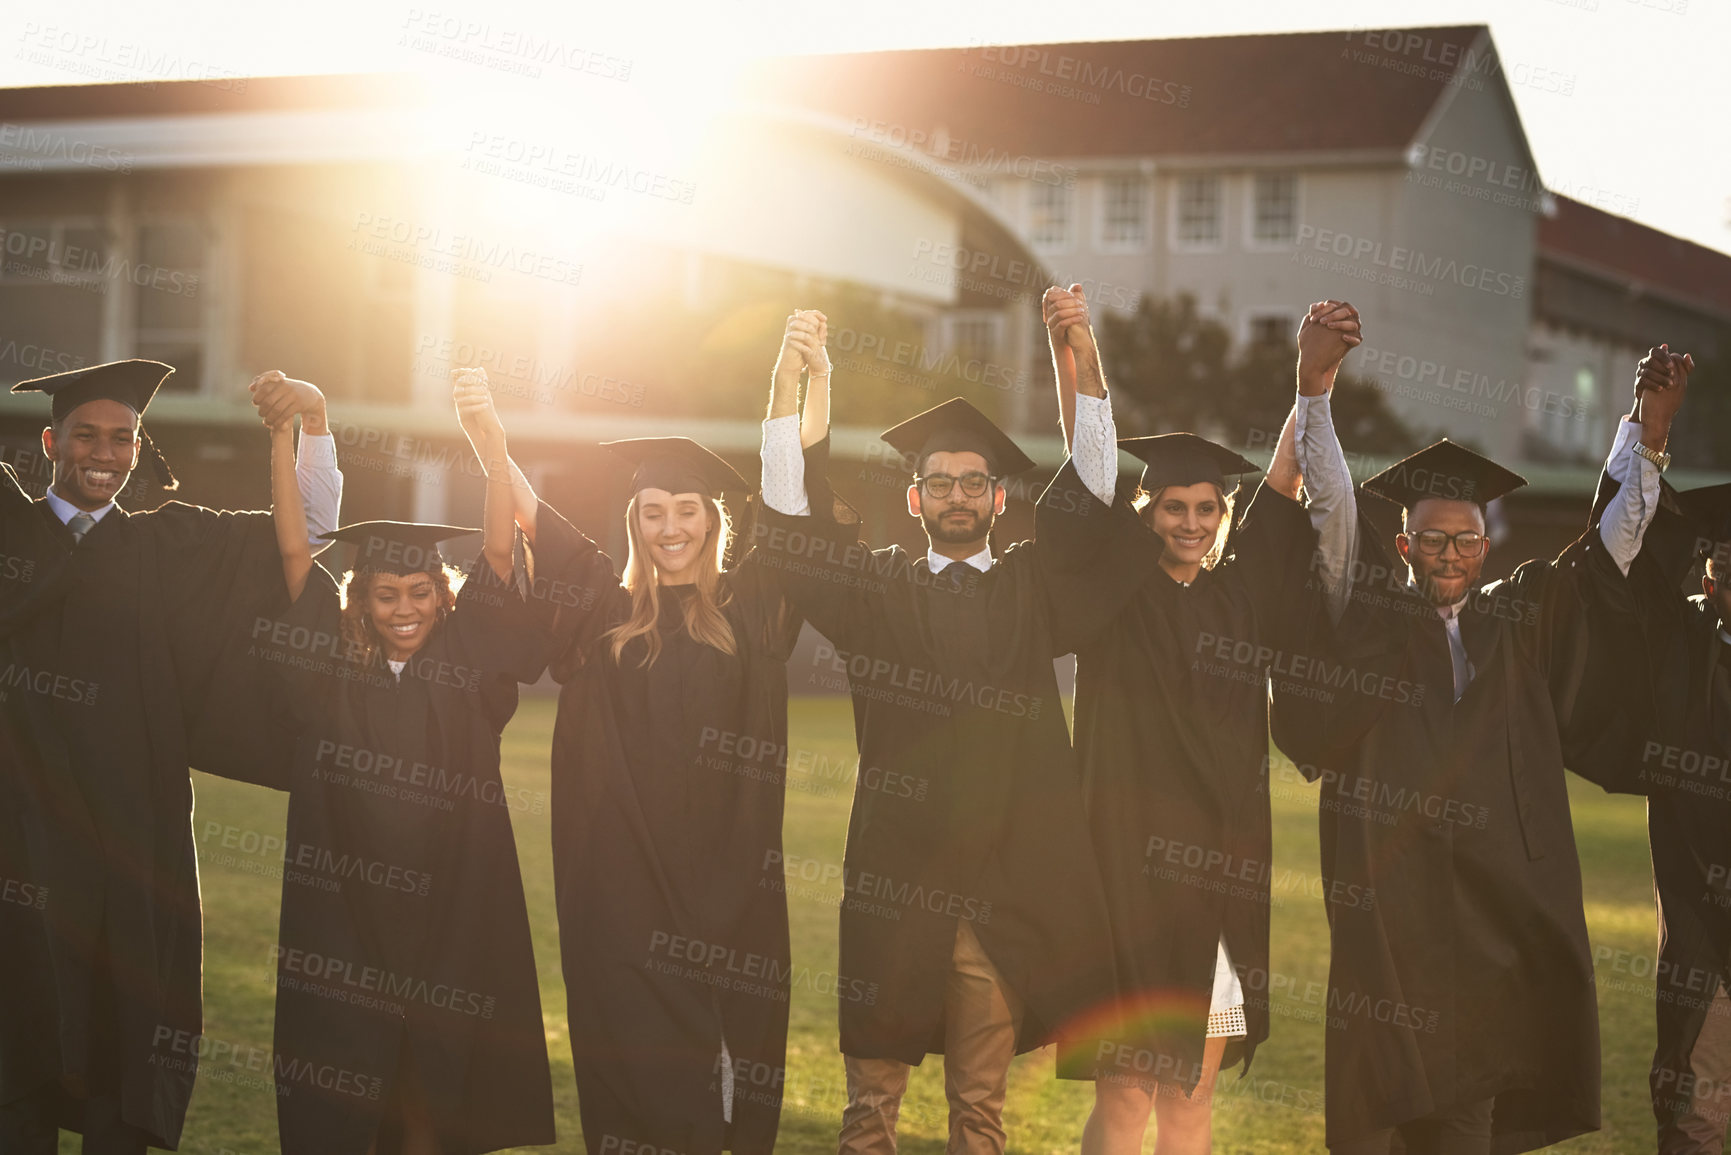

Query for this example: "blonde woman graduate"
[492,315,841,1154]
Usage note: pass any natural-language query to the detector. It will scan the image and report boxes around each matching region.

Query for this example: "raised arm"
[1044,284,1085,448]
[451,365,541,546]
[751,311,889,652]
[1265,405,1302,500]
[269,418,314,602]
[451,368,516,580]
[1042,285,1116,507]
[1600,345,1691,574]
[1292,299,1363,622]
[800,314,831,450]
[762,310,829,516]
[250,370,344,551]
[1030,285,1166,651]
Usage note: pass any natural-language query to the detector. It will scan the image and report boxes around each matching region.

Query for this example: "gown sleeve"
[522,499,629,683]
[0,461,28,528]
[1268,519,1415,777]
[1564,474,1708,797]
[1633,478,1706,597]
[1492,479,1656,795]
[1217,479,1324,651]
[147,502,301,790]
[0,464,62,640]
[261,561,349,708]
[721,503,805,663]
[745,437,880,655]
[440,531,559,686]
[722,438,847,662]
[1029,457,1164,657]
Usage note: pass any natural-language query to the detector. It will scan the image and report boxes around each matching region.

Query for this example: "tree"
[1098,292,1420,457]
[1665,324,1731,472]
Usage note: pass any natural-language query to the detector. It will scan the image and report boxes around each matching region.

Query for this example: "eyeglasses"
[1407,530,1486,557]
[917,472,996,499]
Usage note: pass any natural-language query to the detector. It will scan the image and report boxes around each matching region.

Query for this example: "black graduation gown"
[535,494,804,1155]
[0,463,291,1148]
[1593,492,1731,1134]
[1639,596,1731,1132]
[259,552,555,1155]
[749,459,1162,1063]
[1269,509,1640,1153]
[1063,481,1319,1091]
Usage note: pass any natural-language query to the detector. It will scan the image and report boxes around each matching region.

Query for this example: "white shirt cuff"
[1598,432,1660,576]
[760,414,810,516]
[1294,393,1354,507]
[1294,392,1358,622]
[1293,392,1330,442]
[295,432,343,552]
[296,431,338,470]
[1070,391,1117,507]
[1604,419,1640,485]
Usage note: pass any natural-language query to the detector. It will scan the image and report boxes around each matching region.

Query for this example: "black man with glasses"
[1275,386,1663,1152]
[753,287,1161,1154]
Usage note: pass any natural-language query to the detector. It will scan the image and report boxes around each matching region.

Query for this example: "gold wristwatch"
[1632,441,1671,472]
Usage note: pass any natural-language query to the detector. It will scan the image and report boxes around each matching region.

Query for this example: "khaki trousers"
[1658,979,1731,1154]
[837,920,1025,1155]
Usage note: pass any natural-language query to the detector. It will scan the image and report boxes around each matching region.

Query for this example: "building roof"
[0,72,425,122]
[1539,193,1731,322]
[0,25,1494,163]
[739,26,1491,162]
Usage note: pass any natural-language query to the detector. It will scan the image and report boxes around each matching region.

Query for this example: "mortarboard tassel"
[139,426,179,492]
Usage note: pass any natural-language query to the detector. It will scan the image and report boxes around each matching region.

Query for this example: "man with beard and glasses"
[1270,352,1683,1153]
[751,287,1160,1153]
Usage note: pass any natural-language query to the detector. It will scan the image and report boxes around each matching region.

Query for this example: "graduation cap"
[319,521,478,575]
[879,397,1035,477]
[1675,482,1731,565]
[11,358,179,490]
[1118,433,1260,493]
[601,437,749,497]
[1361,439,1525,512]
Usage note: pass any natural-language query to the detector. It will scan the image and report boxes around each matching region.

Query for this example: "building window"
[0,218,111,285]
[1027,183,1073,249]
[940,310,1004,364]
[0,218,109,386]
[1251,173,1299,244]
[1175,175,1223,247]
[1525,362,1603,463]
[1099,176,1148,247]
[133,218,208,392]
[1246,312,1294,349]
[1570,365,1601,449]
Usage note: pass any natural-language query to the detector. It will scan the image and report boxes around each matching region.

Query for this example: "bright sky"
[6,0,1727,256]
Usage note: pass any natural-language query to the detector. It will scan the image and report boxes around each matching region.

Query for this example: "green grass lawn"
[160,694,1663,1154]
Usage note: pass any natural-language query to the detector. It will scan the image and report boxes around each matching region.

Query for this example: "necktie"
[68,512,96,543]
[1441,605,1472,701]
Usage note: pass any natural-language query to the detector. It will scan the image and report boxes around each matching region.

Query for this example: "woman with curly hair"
[259,374,557,1155]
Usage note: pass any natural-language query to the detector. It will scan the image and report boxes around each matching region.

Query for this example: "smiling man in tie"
[0,358,341,1155]
[1271,347,1684,1154]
